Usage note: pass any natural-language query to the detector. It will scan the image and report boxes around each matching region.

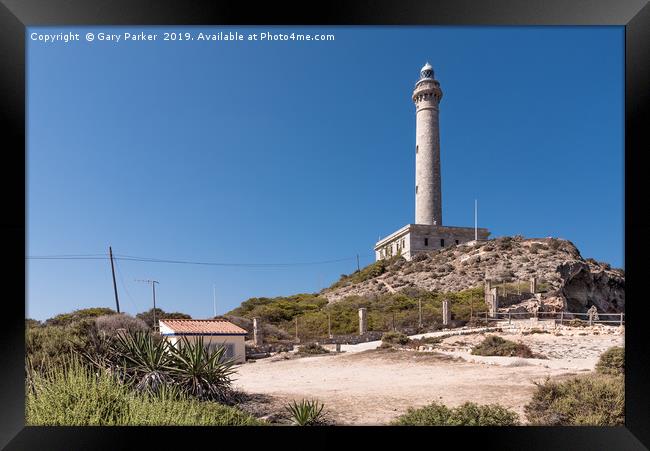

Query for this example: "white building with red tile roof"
[159,319,247,363]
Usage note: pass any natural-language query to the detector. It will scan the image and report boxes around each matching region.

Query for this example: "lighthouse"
[413,62,443,226]
[374,62,490,261]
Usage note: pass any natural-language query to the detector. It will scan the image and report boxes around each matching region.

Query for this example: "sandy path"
[233,327,623,425]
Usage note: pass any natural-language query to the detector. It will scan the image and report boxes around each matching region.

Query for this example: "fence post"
[620,313,624,327]
[358,308,367,336]
[328,313,332,339]
[560,311,564,326]
[485,311,488,326]
[508,312,511,325]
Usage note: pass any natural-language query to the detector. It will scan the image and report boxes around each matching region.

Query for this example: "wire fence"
[479,310,626,327]
[278,306,625,344]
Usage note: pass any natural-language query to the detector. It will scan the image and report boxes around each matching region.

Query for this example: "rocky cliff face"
[321,236,624,313]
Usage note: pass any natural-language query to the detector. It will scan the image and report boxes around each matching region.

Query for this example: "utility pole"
[356,254,360,273]
[474,199,478,241]
[136,279,159,330]
[109,246,120,313]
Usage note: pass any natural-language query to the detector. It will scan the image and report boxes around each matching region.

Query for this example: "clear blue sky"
[27,26,623,321]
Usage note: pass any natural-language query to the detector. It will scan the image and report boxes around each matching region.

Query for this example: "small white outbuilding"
[158,319,247,364]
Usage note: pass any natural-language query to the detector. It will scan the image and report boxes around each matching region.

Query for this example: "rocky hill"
[321,236,624,314]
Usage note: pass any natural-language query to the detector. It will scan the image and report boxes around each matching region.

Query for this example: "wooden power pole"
[109,246,120,313]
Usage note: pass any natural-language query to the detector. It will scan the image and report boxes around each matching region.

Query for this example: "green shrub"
[286,399,326,426]
[329,258,400,289]
[522,328,548,335]
[297,343,329,355]
[224,286,484,340]
[26,318,41,329]
[595,346,624,376]
[567,318,587,327]
[44,308,116,327]
[392,401,519,426]
[26,324,85,371]
[26,356,260,426]
[524,374,624,425]
[96,313,148,335]
[471,335,534,358]
[381,331,410,345]
[135,308,192,329]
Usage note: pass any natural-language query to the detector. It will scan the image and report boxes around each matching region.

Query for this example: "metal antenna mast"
[213,284,217,318]
[135,279,159,330]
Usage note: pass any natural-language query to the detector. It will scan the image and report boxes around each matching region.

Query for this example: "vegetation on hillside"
[226,286,486,341]
[329,257,401,290]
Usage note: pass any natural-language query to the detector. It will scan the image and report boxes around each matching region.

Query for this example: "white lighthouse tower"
[413,62,443,226]
[374,62,490,261]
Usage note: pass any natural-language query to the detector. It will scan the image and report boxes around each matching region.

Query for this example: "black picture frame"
[2,0,648,449]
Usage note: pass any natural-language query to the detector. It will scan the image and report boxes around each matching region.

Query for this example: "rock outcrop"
[321,236,624,313]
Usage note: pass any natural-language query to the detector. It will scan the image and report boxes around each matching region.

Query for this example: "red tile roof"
[159,319,247,335]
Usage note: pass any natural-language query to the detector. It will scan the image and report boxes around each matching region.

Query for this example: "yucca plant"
[109,331,173,393]
[285,399,326,426]
[165,336,237,402]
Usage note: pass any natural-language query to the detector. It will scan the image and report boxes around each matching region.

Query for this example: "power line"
[27,253,362,267]
[113,254,140,314]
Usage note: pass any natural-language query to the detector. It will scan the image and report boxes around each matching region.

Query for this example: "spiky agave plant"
[166,336,237,402]
[110,331,173,393]
[286,399,326,426]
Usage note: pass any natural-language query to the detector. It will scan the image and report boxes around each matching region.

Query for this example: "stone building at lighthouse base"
[374,224,490,261]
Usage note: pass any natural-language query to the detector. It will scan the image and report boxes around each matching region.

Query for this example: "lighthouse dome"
[419,62,434,81]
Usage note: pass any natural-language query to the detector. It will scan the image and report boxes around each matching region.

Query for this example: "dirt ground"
[233,325,624,425]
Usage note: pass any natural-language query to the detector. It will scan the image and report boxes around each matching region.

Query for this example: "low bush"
[471,335,534,358]
[95,313,148,335]
[135,308,192,329]
[381,331,410,346]
[297,343,329,355]
[595,346,624,376]
[44,308,116,327]
[26,357,261,426]
[522,328,548,335]
[566,319,588,327]
[524,374,624,425]
[392,401,519,426]
[26,324,85,371]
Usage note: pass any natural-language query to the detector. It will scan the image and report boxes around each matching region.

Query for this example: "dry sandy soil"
[233,324,624,425]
